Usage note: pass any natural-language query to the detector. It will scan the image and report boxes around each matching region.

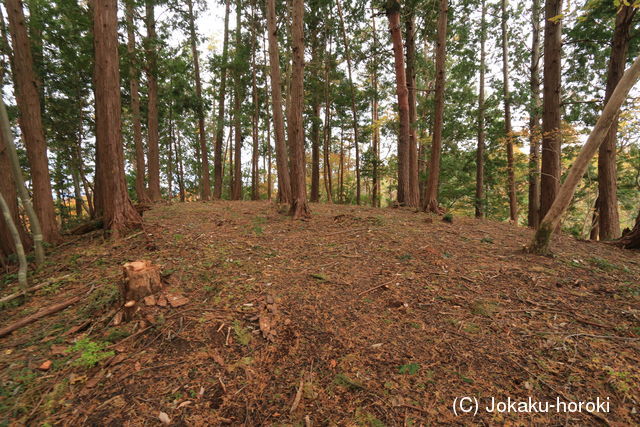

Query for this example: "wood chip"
[158,411,171,425]
[38,360,52,371]
[143,295,157,306]
[166,293,189,308]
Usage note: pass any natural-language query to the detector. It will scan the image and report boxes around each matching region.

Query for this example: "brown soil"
[1,201,639,425]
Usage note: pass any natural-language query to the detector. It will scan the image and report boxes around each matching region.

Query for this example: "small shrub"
[67,338,114,368]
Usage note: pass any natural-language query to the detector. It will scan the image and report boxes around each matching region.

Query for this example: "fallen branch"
[0,275,71,305]
[358,280,394,296]
[289,378,304,414]
[0,295,81,338]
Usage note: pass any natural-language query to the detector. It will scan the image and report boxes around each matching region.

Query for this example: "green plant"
[81,283,119,316]
[232,320,251,346]
[66,338,114,368]
[442,213,453,223]
[398,363,420,375]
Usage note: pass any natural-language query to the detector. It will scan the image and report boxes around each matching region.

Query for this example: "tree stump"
[121,261,163,320]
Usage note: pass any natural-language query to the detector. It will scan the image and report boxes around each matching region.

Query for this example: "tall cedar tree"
[371,13,380,207]
[5,0,60,243]
[424,0,448,213]
[501,0,517,221]
[336,0,361,204]
[125,0,148,203]
[288,0,309,218]
[384,0,410,206]
[539,0,562,221]
[187,0,211,200]
[266,0,292,203]
[250,0,260,201]
[213,0,230,198]
[405,10,419,208]
[596,5,637,239]
[475,0,486,218]
[145,0,161,201]
[93,0,142,237]
[231,0,242,200]
[528,0,542,227]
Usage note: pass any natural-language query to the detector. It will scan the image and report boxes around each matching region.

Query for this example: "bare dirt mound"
[1,201,639,425]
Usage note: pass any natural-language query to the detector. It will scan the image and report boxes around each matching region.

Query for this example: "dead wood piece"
[0,296,81,338]
[0,274,71,304]
[121,260,163,320]
[68,218,104,235]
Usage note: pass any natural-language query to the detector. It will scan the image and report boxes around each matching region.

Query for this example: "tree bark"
[424,0,448,213]
[187,0,211,201]
[145,0,161,202]
[266,0,292,204]
[309,21,321,203]
[528,0,542,228]
[539,0,562,221]
[501,0,517,222]
[0,191,27,287]
[617,210,640,249]
[405,12,419,208]
[323,29,333,203]
[475,0,486,219]
[250,1,260,201]
[530,54,640,254]
[231,0,243,201]
[384,0,410,206]
[0,95,42,264]
[93,0,142,238]
[213,0,230,199]
[371,13,379,208]
[597,5,637,240]
[336,0,361,205]
[288,0,309,218]
[5,0,60,244]
[125,0,148,204]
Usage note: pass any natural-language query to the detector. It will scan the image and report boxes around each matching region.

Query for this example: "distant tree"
[528,0,542,228]
[213,0,230,199]
[501,0,517,222]
[145,0,161,201]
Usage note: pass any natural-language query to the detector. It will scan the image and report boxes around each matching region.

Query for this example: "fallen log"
[68,218,104,235]
[0,295,81,338]
[0,275,71,305]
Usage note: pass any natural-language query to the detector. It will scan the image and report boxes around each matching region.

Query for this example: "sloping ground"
[1,201,639,426]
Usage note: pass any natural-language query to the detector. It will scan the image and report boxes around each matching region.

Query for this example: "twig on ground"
[358,280,395,296]
[289,378,304,414]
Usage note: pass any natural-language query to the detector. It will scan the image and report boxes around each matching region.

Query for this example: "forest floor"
[1,201,639,426]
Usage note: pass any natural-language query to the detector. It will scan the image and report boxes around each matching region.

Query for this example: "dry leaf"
[38,360,52,371]
[177,400,192,409]
[158,411,171,425]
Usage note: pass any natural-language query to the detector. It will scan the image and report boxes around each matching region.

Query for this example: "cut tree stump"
[121,261,163,320]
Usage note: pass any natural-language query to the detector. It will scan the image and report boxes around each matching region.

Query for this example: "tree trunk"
[0,96,42,264]
[213,0,230,199]
[539,0,562,221]
[501,0,517,222]
[266,0,292,204]
[323,29,333,203]
[0,191,27,287]
[424,0,448,213]
[288,0,309,219]
[187,0,211,201]
[336,0,361,205]
[0,113,30,258]
[93,0,142,238]
[231,0,242,201]
[251,2,260,201]
[176,131,186,202]
[528,0,542,228]
[309,22,321,203]
[145,0,161,202]
[384,0,410,206]
[371,13,379,208]
[125,0,148,204]
[475,0,486,219]
[617,210,640,249]
[530,55,640,254]
[5,0,60,244]
[597,5,637,240]
[405,12,419,208]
